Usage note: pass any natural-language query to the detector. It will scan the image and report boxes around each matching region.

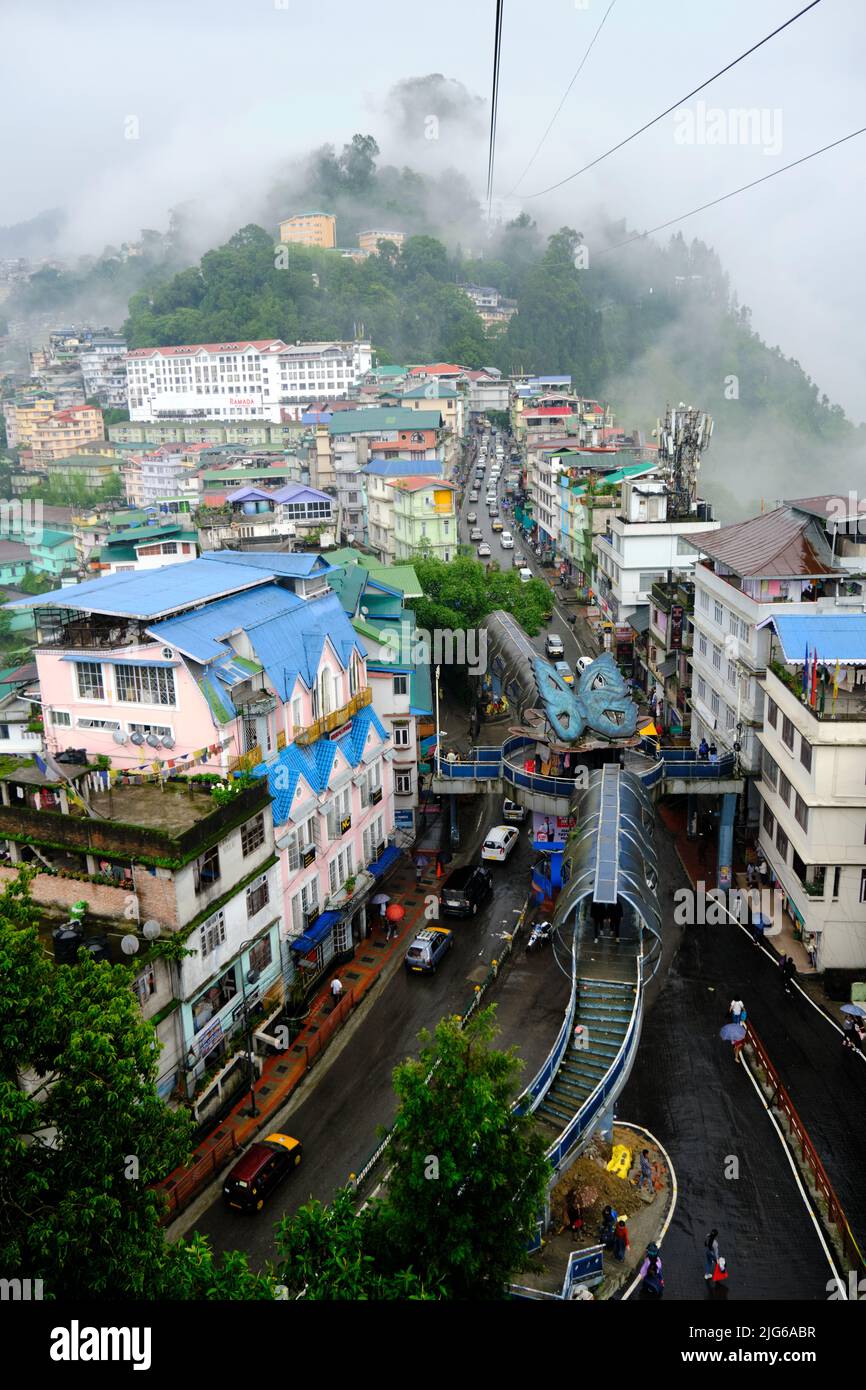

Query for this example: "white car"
[545,634,565,659]
[481,825,520,862]
[518,566,533,583]
[500,531,514,549]
[502,798,527,823]
[575,655,594,674]
[477,542,491,558]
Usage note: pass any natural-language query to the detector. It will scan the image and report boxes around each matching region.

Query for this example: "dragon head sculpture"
[532,651,638,743]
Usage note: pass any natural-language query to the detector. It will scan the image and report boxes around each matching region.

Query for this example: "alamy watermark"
[0,499,43,545]
[378,621,488,677]
[674,101,783,156]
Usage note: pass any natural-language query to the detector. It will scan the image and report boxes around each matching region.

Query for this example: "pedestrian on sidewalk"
[640,1245,664,1298]
[746,861,757,890]
[636,1148,655,1193]
[729,997,745,1024]
[842,1015,857,1052]
[613,1217,630,1262]
[599,1205,617,1248]
[704,1229,720,1280]
[710,1255,729,1290]
[758,856,769,888]
[330,977,344,1004]
[780,955,797,996]
[415,855,425,887]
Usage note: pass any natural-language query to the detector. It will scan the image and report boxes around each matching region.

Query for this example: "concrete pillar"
[717,792,736,891]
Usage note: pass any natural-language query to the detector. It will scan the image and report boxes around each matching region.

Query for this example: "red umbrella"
[386,903,405,923]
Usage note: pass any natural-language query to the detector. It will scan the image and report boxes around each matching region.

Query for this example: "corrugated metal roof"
[6,556,275,617]
[687,507,838,578]
[361,457,443,477]
[149,587,304,661]
[255,704,389,823]
[758,612,866,664]
[329,408,442,434]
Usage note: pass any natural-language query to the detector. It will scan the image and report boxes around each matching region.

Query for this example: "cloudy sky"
[3,0,864,418]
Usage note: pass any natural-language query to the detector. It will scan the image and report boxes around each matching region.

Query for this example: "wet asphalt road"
[185,793,569,1267]
[622,826,856,1301]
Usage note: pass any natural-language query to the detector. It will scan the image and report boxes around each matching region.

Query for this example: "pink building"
[8,551,397,994]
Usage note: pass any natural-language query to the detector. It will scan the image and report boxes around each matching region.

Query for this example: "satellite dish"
[112,730,128,744]
[162,735,175,749]
[142,919,161,941]
[120,934,140,956]
[146,734,161,748]
[130,732,145,746]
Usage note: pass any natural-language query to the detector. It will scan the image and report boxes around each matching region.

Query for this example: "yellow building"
[278,212,337,249]
[3,397,55,449]
[358,229,405,255]
[29,404,105,464]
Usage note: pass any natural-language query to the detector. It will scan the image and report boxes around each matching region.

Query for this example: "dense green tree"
[410,554,551,636]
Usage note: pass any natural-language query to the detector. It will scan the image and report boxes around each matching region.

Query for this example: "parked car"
[502,798,527,823]
[223,1133,303,1212]
[404,926,454,974]
[554,660,574,686]
[470,527,483,541]
[439,863,494,917]
[467,510,477,523]
[481,825,520,862]
[491,518,504,532]
[477,542,491,557]
[500,531,514,549]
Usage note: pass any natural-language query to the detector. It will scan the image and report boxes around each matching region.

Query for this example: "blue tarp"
[368,845,401,879]
[290,910,341,953]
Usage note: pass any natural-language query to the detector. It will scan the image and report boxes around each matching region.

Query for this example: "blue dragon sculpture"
[531,651,638,743]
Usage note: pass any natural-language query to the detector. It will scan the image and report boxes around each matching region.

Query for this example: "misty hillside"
[9,135,865,520]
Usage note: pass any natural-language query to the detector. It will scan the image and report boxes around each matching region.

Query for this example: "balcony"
[767,662,866,722]
[294,687,373,747]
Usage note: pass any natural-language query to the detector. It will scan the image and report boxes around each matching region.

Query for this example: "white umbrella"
[372,893,390,906]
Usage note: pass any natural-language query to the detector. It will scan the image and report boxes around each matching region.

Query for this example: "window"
[393,722,410,747]
[194,845,220,893]
[728,613,739,635]
[739,619,751,644]
[51,710,71,727]
[75,662,104,700]
[780,715,795,751]
[778,771,791,807]
[241,812,265,856]
[794,793,809,832]
[199,909,226,958]
[395,769,413,795]
[727,661,737,686]
[761,748,778,788]
[132,965,156,1006]
[766,696,778,730]
[860,869,866,905]
[725,705,736,730]
[832,866,841,900]
[394,674,408,696]
[710,691,720,717]
[714,601,723,625]
[698,633,707,657]
[711,643,722,670]
[115,664,176,706]
[698,589,709,612]
[247,876,270,918]
[799,736,813,773]
[762,801,775,837]
[697,676,706,701]
[292,696,302,730]
[776,824,789,861]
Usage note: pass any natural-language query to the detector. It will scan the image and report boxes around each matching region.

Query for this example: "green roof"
[366,563,423,599]
[34,530,75,549]
[369,365,408,378]
[45,454,121,469]
[328,408,443,435]
[351,616,383,643]
[401,384,458,400]
[107,522,195,544]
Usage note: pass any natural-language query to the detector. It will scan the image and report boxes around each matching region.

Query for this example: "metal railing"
[294,688,373,747]
[746,1021,866,1277]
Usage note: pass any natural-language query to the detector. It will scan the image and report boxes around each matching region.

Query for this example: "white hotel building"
[126,339,372,424]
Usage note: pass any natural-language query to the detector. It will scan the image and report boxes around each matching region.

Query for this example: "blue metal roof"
[5,556,276,618]
[255,704,389,824]
[758,612,866,664]
[368,845,401,879]
[202,551,333,577]
[150,587,304,662]
[361,457,443,477]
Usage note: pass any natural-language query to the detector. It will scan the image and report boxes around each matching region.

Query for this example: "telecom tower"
[655,403,714,520]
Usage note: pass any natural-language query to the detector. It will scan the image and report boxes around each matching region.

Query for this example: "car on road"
[513,552,525,567]
[500,531,514,548]
[469,491,479,502]
[477,542,491,557]
[491,518,503,532]
[502,798,527,823]
[481,825,520,862]
[439,863,494,917]
[554,660,574,686]
[470,527,483,541]
[404,926,454,974]
[518,566,533,583]
[223,1133,303,1212]
[467,510,477,523]
[576,655,594,674]
[545,634,565,659]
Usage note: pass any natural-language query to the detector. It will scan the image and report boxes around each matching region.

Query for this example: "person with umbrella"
[720,1020,747,1063]
[385,902,405,942]
[372,892,390,933]
[841,1003,866,1052]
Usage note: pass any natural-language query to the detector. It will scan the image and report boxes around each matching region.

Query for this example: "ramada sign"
[229,397,256,406]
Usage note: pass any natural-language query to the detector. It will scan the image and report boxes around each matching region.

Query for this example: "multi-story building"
[124,449,194,509]
[755,610,866,970]
[6,551,397,1092]
[358,229,405,254]
[329,407,444,470]
[456,283,517,332]
[400,382,465,467]
[362,460,445,562]
[390,477,457,564]
[198,483,336,551]
[26,405,105,465]
[591,479,718,628]
[685,505,856,812]
[126,340,371,423]
[278,211,337,249]
[110,419,303,449]
[3,396,55,449]
[80,336,128,409]
[42,452,121,492]
[646,576,695,736]
[90,518,200,575]
[27,529,78,579]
